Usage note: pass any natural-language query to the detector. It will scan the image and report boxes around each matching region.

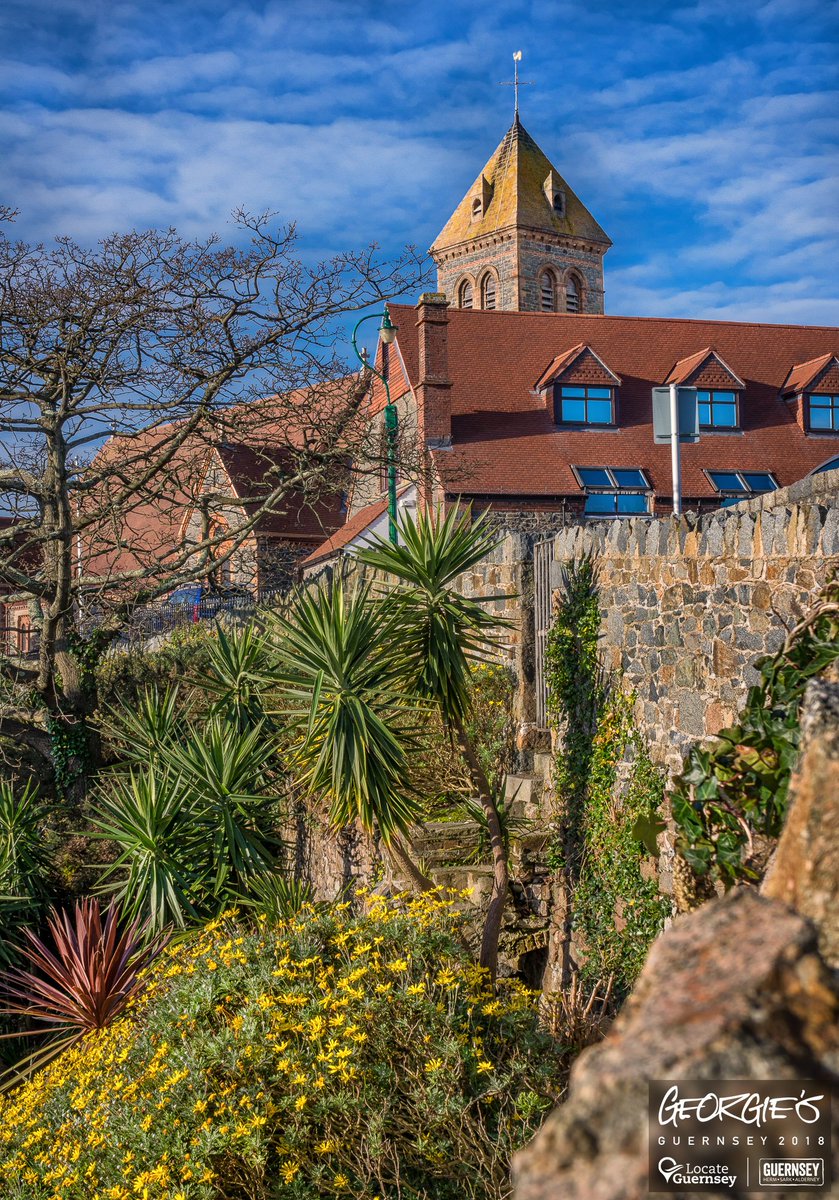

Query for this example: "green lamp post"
[351,307,399,545]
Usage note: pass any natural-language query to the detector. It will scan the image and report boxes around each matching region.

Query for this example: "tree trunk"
[451,713,508,983]
[387,835,435,893]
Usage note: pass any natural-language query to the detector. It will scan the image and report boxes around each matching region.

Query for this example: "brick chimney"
[415,293,452,449]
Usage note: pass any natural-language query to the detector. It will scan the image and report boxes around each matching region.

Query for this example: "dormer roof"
[781,353,839,394]
[665,347,745,389]
[535,343,622,390]
[430,116,611,254]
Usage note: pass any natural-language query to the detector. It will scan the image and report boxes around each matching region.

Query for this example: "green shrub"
[0,891,566,1199]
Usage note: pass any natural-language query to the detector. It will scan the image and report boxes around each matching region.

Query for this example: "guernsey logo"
[649,1081,832,1194]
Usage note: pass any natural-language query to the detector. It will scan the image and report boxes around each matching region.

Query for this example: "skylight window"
[574,466,651,517]
[706,469,777,501]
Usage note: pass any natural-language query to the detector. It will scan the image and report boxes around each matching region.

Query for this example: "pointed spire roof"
[431,116,611,253]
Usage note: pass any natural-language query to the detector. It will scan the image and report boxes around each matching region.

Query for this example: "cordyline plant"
[0,898,161,1088]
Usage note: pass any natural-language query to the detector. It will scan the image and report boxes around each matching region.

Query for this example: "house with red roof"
[304,117,839,570]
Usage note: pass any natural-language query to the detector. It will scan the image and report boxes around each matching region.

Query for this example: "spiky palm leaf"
[267,580,423,843]
[158,717,281,892]
[200,623,271,731]
[103,683,186,764]
[357,505,510,724]
[90,767,205,932]
[0,779,51,898]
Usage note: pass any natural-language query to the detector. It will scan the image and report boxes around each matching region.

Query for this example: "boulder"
[762,679,839,968]
[513,889,839,1199]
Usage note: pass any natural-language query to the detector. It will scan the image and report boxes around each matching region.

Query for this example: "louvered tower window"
[540,271,556,312]
[566,276,580,313]
[459,280,473,310]
[482,274,497,310]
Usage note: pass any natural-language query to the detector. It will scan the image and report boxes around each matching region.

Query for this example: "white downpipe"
[669,383,682,517]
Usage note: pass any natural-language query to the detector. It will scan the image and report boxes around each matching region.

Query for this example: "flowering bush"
[0,890,565,1199]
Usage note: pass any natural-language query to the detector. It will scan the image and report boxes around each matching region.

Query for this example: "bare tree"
[0,210,427,786]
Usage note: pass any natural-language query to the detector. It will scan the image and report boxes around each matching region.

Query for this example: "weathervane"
[498,50,534,117]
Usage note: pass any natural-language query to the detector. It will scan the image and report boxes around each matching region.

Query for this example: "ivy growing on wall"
[545,556,669,995]
[671,577,839,887]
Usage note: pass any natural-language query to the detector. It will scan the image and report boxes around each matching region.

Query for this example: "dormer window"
[471,197,482,220]
[555,384,615,426]
[552,191,566,216]
[565,275,580,313]
[458,280,473,310]
[706,469,777,506]
[698,389,739,430]
[574,466,651,517]
[807,392,839,432]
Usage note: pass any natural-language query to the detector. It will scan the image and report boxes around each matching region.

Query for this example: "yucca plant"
[235,872,317,923]
[199,623,272,731]
[0,899,160,1087]
[267,580,425,843]
[90,767,206,932]
[0,778,51,897]
[102,683,186,764]
[0,780,52,967]
[158,716,282,894]
[358,506,513,979]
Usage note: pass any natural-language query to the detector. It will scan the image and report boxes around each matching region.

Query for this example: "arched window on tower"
[565,275,581,313]
[458,279,474,310]
[540,270,557,313]
[481,273,497,311]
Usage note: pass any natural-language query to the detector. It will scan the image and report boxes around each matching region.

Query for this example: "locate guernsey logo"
[648,1080,832,1194]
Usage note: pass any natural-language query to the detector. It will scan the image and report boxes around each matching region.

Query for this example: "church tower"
[430,115,611,314]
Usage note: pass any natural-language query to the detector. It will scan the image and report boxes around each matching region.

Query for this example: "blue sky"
[1,0,838,327]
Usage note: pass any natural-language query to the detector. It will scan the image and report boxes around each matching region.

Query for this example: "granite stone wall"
[543,469,839,771]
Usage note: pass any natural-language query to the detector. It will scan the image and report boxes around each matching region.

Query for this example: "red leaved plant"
[0,899,162,1087]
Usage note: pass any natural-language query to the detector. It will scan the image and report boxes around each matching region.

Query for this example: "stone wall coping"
[549,467,839,562]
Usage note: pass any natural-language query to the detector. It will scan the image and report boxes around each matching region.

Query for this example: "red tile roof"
[665,347,745,387]
[214,444,345,539]
[302,488,410,567]
[781,353,838,394]
[533,344,621,390]
[383,306,839,501]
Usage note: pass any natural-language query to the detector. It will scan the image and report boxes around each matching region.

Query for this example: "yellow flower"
[424,1058,444,1073]
[280,1160,300,1183]
[477,1060,493,1073]
[295,1095,308,1110]
[386,958,408,972]
[206,961,218,972]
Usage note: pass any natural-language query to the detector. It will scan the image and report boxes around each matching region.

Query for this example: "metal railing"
[0,588,287,657]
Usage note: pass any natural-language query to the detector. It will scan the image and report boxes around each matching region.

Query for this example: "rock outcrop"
[763,679,839,968]
[513,890,839,1199]
[514,679,839,1199]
